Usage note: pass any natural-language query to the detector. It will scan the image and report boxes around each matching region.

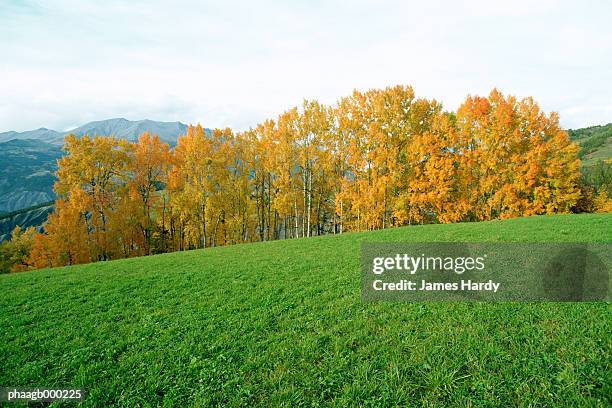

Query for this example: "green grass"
[1,214,611,407]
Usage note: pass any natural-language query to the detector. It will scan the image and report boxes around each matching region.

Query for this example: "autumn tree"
[297,100,334,237]
[28,188,92,268]
[399,110,472,224]
[272,108,302,238]
[168,125,238,249]
[221,130,257,244]
[0,226,37,273]
[455,89,580,220]
[248,119,277,241]
[336,86,438,230]
[54,134,132,260]
[127,132,171,254]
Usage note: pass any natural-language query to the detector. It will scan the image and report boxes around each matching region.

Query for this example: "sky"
[1,0,611,132]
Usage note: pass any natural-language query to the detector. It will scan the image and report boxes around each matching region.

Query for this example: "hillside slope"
[0,202,54,241]
[1,214,610,406]
[0,139,62,213]
[568,123,612,166]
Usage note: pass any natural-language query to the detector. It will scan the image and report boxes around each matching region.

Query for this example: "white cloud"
[1,0,611,131]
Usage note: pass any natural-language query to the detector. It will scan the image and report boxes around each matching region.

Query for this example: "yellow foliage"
[594,191,612,213]
[25,86,586,270]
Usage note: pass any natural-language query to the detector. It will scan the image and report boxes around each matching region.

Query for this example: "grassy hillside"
[1,214,611,406]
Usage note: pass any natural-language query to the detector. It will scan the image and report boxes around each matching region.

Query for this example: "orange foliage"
[25,87,583,270]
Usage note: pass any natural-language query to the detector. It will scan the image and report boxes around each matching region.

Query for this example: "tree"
[456,90,580,220]
[29,188,92,268]
[128,132,171,254]
[0,226,37,273]
[298,100,333,237]
[594,190,612,213]
[400,110,470,224]
[336,86,436,229]
[272,108,302,238]
[55,134,131,260]
[168,125,233,249]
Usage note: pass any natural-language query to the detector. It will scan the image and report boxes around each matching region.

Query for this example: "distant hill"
[67,118,189,146]
[568,123,612,166]
[0,118,190,146]
[0,128,63,145]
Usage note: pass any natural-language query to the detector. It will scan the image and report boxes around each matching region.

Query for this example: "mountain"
[0,139,62,213]
[68,118,188,145]
[0,118,189,146]
[0,128,63,144]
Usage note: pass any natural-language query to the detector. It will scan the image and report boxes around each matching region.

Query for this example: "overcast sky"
[1,0,611,132]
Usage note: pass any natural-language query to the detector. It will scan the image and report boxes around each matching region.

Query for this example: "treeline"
[2,86,611,272]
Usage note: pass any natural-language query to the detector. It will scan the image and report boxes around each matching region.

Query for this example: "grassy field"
[1,214,611,406]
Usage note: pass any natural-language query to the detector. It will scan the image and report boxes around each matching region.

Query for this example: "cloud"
[1,0,611,131]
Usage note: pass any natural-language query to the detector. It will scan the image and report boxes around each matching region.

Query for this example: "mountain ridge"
[0,118,191,146]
